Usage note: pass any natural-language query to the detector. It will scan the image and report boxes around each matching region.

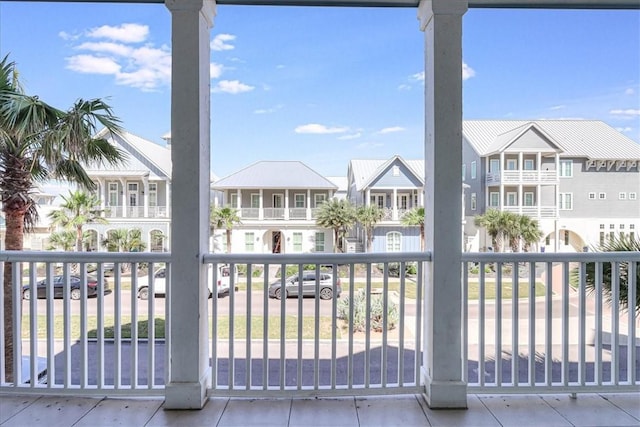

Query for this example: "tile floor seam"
[412,393,433,426]
[351,396,361,427]
[143,396,166,427]
[287,398,293,427]
[215,398,231,427]
[1,394,39,426]
[476,394,505,427]
[70,395,106,427]
[538,394,577,427]
[597,393,640,423]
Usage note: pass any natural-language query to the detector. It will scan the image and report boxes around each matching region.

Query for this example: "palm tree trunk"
[226,230,232,253]
[76,225,83,252]
[3,207,26,383]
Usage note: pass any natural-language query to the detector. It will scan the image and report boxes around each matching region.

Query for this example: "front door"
[272,231,282,254]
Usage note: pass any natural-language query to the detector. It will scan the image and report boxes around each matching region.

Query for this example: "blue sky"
[1,3,638,179]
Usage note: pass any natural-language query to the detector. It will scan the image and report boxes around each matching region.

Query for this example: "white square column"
[418,0,468,409]
[164,0,216,409]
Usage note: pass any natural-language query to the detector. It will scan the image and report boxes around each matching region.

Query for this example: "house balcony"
[238,207,321,221]
[501,205,558,219]
[103,205,170,219]
[1,250,637,405]
[486,170,558,185]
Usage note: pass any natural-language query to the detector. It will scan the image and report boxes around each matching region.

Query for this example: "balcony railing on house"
[238,207,322,221]
[502,205,557,218]
[103,206,170,219]
[0,250,637,397]
[486,170,558,185]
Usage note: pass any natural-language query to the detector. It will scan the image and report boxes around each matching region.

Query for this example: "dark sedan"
[22,275,110,300]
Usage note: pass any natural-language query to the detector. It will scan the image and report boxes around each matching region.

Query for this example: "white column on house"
[120,178,127,218]
[306,189,311,220]
[499,151,505,211]
[143,178,149,218]
[166,181,171,217]
[284,189,289,220]
[164,0,215,409]
[392,188,398,220]
[418,0,467,409]
[259,189,264,220]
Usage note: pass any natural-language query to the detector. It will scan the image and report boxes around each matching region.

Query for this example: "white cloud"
[58,31,80,41]
[211,34,236,51]
[625,88,635,95]
[378,126,405,134]
[411,72,425,82]
[87,23,149,43]
[338,133,362,140]
[213,80,254,94]
[210,63,223,79]
[550,105,566,111]
[356,141,383,149]
[615,127,633,133]
[66,55,121,74]
[75,41,133,57]
[295,124,349,134]
[397,84,411,91]
[610,109,640,116]
[254,104,283,114]
[462,62,475,80]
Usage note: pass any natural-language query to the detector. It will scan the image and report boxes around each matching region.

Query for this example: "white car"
[137,264,238,300]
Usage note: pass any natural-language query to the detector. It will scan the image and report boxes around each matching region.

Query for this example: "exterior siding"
[371,226,421,253]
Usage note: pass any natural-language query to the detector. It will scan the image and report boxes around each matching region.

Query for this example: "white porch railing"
[1,250,638,397]
[462,252,639,394]
[486,170,558,185]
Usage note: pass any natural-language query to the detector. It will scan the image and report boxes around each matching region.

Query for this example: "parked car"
[22,275,110,300]
[137,264,238,300]
[268,271,341,300]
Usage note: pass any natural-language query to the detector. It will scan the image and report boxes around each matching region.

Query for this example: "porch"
[1,392,638,426]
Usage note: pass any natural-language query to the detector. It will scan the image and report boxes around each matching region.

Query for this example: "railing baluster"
[114,265,122,389]
[528,261,536,387]
[495,261,502,386]
[611,261,620,385]
[211,261,218,389]
[297,263,303,390]
[578,261,587,386]
[628,260,637,385]
[46,262,55,388]
[262,263,269,391]
[414,260,422,387]
[347,262,355,390]
[131,262,139,390]
[246,263,253,391]
[562,261,570,386]
[229,262,236,390]
[147,263,155,390]
[595,261,604,385]
[382,262,389,388]
[512,262,519,387]
[399,260,407,387]
[97,265,105,389]
[545,261,552,386]
[80,263,88,388]
[28,261,37,389]
[331,262,338,390]
[62,264,71,388]
[313,263,319,390]
[479,261,486,387]
[365,262,372,389]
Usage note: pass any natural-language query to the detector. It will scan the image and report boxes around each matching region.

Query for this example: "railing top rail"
[0,250,172,263]
[204,251,432,264]
[462,251,640,262]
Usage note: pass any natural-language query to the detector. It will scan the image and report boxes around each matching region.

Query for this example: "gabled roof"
[484,122,565,154]
[212,161,338,190]
[349,156,424,192]
[90,129,172,179]
[464,120,640,160]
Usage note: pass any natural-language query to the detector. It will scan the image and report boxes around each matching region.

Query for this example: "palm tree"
[356,205,384,252]
[48,190,107,252]
[519,215,543,252]
[0,56,126,382]
[210,206,241,253]
[474,208,505,252]
[500,211,521,252]
[401,207,425,251]
[315,198,356,253]
[46,230,76,251]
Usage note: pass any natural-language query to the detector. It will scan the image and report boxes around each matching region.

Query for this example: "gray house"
[462,120,640,252]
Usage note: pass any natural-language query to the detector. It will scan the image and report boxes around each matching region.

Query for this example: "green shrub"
[337,289,398,332]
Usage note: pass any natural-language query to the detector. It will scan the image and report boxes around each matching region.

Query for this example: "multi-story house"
[211,160,339,253]
[347,155,425,252]
[16,130,176,252]
[462,120,640,252]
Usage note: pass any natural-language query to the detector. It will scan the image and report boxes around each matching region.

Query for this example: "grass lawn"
[21,315,337,340]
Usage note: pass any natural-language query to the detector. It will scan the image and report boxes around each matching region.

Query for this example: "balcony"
[486,170,558,185]
[501,205,558,218]
[103,205,170,219]
[1,250,637,401]
[238,207,322,221]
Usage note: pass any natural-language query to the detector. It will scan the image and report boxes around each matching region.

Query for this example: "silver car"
[268,271,341,300]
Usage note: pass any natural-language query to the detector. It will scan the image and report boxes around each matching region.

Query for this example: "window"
[489,192,499,207]
[314,194,326,207]
[610,224,615,230]
[314,232,325,252]
[371,194,385,209]
[392,165,400,176]
[588,192,596,200]
[462,164,466,181]
[545,235,551,246]
[489,159,500,173]
[471,193,477,211]
[524,159,534,170]
[386,232,401,252]
[471,161,477,179]
[559,193,573,210]
[506,192,517,206]
[148,183,158,207]
[630,192,637,200]
[599,192,606,200]
[506,159,517,170]
[524,192,534,206]
[294,194,305,208]
[600,224,605,229]
[250,193,260,208]
[230,193,239,208]
[108,182,118,206]
[272,194,283,208]
[245,232,255,252]
[128,182,138,207]
[559,160,573,177]
[620,224,625,230]
[293,232,302,252]
[599,232,605,246]
[619,192,627,200]
[631,224,636,230]
[564,230,570,246]
[397,194,409,210]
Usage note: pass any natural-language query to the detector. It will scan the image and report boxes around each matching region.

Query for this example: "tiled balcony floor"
[1,392,638,426]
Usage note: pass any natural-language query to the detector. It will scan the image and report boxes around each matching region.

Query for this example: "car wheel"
[70,288,81,300]
[274,287,285,300]
[22,289,31,300]
[319,287,333,300]
[138,287,149,300]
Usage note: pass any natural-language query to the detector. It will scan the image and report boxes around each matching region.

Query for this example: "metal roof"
[212,160,338,189]
[463,120,640,160]
[349,156,424,191]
